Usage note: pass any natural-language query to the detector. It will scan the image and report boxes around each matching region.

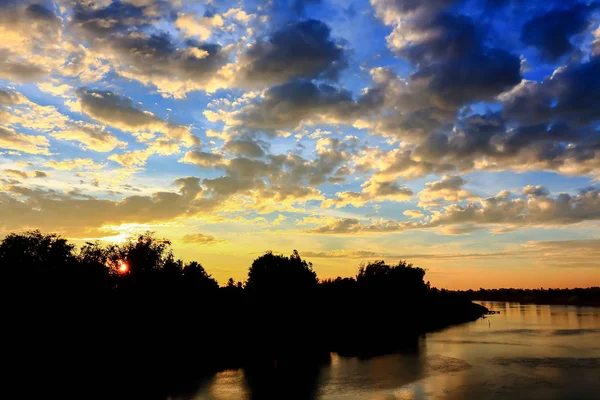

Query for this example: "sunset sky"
[1,0,599,289]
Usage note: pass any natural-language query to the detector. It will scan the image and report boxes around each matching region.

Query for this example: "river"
[187,302,600,399]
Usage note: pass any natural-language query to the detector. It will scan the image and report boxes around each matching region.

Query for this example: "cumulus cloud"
[372,0,520,108]
[235,19,347,87]
[108,148,154,168]
[73,88,200,147]
[0,178,219,237]
[223,138,266,158]
[179,151,226,168]
[93,32,231,97]
[418,175,477,208]
[0,2,63,81]
[51,123,126,152]
[0,127,50,155]
[307,186,600,234]
[227,80,357,130]
[2,169,49,179]
[323,179,413,208]
[404,209,424,219]
[521,4,596,61]
[176,13,224,41]
[3,169,28,179]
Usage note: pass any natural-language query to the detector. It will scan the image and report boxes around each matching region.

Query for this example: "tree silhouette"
[1,230,489,399]
[246,250,317,295]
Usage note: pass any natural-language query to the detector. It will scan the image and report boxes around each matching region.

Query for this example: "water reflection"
[190,302,600,400]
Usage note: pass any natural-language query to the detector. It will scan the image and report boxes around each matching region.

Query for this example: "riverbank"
[456,288,600,307]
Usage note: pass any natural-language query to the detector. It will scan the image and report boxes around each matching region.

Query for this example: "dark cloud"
[236,19,347,87]
[522,185,550,197]
[75,87,200,146]
[372,0,458,16]
[502,56,600,125]
[0,51,48,81]
[223,138,266,158]
[503,123,580,154]
[0,88,22,106]
[402,12,521,108]
[236,80,356,129]
[33,170,49,178]
[71,1,162,37]
[69,0,229,96]
[521,4,595,61]
[98,32,230,96]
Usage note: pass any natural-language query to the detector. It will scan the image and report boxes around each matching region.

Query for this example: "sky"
[0,0,599,289]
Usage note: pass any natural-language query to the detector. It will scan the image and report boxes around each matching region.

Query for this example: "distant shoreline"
[475,298,600,307]
[454,287,600,308]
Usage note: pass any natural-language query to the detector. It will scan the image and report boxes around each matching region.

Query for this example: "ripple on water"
[551,328,600,336]
[491,357,600,369]
[425,354,471,374]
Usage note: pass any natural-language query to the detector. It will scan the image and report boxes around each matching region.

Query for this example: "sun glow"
[117,260,129,274]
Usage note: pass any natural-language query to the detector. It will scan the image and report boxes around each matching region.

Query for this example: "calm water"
[188,302,600,400]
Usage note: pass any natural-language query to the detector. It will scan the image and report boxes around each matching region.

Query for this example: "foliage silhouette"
[2,230,487,399]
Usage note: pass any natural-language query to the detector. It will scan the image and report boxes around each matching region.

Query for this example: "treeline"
[457,287,600,306]
[2,230,486,399]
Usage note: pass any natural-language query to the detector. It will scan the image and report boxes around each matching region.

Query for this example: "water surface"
[189,302,600,399]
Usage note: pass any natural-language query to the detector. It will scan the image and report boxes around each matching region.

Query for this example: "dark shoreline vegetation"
[4,230,487,399]
[457,288,600,307]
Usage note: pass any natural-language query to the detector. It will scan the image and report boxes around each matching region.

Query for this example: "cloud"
[0,2,63,81]
[108,149,154,168]
[227,80,357,130]
[179,151,226,168]
[521,4,596,61]
[33,170,49,178]
[299,249,385,259]
[323,179,413,208]
[45,158,105,171]
[90,31,231,97]
[73,88,200,147]
[0,127,50,155]
[1,169,49,179]
[51,123,127,152]
[501,57,600,126]
[372,0,521,109]
[235,19,347,87]
[299,238,600,268]
[3,169,28,179]
[71,1,161,37]
[404,209,424,219]
[593,25,600,56]
[0,178,219,237]
[307,186,600,234]
[418,175,477,208]
[176,13,223,40]
[223,138,266,158]
[180,233,224,245]
[522,185,550,197]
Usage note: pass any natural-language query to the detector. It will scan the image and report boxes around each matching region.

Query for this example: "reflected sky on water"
[188,302,600,400]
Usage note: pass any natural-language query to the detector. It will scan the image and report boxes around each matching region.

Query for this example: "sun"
[117,260,129,274]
